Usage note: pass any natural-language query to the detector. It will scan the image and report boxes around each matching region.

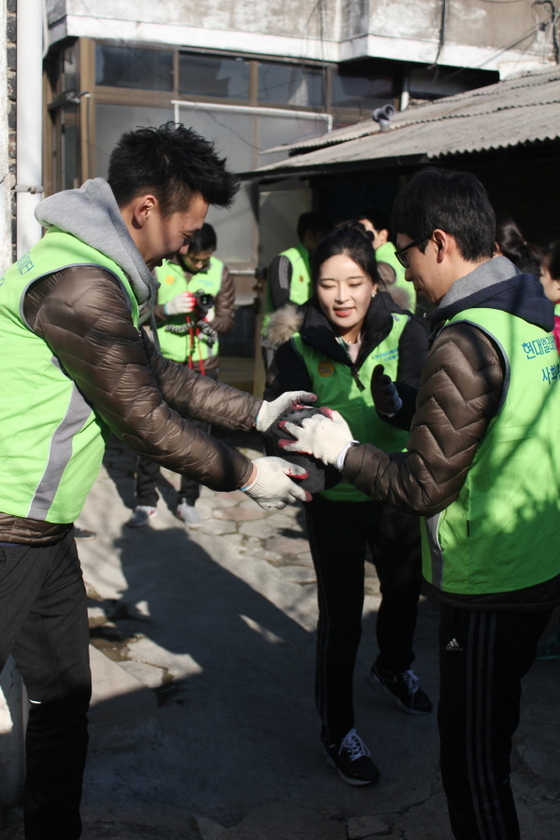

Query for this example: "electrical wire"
[429,0,447,70]
[436,23,542,82]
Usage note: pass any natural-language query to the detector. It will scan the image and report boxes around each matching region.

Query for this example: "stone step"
[88,645,158,751]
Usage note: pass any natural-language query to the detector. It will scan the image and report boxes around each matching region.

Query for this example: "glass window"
[50,104,81,192]
[95,104,174,177]
[257,112,329,165]
[176,104,256,262]
[95,44,173,91]
[63,45,77,94]
[331,67,393,111]
[179,54,250,100]
[175,103,328,264]
[62,106,80,190]
[258,63,325,108]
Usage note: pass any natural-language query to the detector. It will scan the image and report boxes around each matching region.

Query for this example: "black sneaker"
[324,728,380,786]
[368,662,433,715]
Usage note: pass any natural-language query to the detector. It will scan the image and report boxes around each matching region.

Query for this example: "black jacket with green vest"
[265,291,428,422]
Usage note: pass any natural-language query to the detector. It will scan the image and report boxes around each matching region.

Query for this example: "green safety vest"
[375,241,417,311]
[0,228,139,523]
[155,257,223,363]
[263,243,312,330]
[423,307,560,595]
[292,312,409,501]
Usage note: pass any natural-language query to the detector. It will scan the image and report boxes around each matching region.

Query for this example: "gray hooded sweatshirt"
[35,177,158,308]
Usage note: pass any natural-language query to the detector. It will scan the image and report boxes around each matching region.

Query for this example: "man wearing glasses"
[281,167,560,840]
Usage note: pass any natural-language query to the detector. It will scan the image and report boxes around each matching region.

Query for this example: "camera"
[194,289,214,317]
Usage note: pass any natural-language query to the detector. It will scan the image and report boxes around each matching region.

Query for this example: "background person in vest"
[280,169,560,840]
[358,210,417,314]
[0,122,314,840]
[128,223,234,528]
[265,222,431,786]
[262,212,332,368]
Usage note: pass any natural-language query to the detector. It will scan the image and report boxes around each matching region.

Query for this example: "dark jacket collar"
[299,291,402,369]
[431,256,554,334]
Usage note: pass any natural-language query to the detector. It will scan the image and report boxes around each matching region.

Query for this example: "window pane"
[63,45,77,94]
[258,63,325,108]
[95,104,174,177]
[179,54,249,100]
[176,105,256,263]
[331,68,393,111]
[257,112,329,165]
[62,106,80,190]
[95,45,173,91]
[176,104,329,264]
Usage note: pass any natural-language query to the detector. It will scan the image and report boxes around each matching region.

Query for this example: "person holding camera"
[128,223,235,528]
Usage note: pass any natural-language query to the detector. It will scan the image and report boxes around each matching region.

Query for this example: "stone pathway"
[2,433,560,840]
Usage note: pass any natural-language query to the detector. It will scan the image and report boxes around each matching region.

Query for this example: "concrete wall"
[344,0,551,66]
[48,0,340,63]
[47,0,554,72]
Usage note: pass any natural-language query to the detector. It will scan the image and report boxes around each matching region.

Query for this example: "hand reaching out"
[371,364,402,417]
[242,456,311,509]
[279,407,354,467]
[255,390,317,433]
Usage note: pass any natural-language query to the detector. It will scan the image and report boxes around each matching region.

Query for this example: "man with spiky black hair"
[0,122,311,839]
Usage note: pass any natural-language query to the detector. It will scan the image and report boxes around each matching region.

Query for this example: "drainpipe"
[16,0,44,258]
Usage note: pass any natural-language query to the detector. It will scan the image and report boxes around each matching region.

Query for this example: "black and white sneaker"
[324,728,380,786]
[368,662,433,715]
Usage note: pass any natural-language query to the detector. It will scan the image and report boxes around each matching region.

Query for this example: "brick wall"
[6,0,16,261]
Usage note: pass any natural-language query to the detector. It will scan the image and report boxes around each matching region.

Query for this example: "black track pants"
[305,495,422,745]
[0,531,91,840]
[439,605,551,840]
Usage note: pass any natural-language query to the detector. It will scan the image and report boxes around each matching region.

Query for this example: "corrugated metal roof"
[247,65,560,177]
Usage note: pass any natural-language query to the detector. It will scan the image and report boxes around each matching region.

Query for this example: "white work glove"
[164,291,197,316]
[371,364,403,417]
[241,457,311,510]
[279,407,355,468]
[255,391,317,433]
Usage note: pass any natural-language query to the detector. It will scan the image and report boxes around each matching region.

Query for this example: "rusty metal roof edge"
[239,153,430,181]
[263,65,560,156]
[242,121,560,180]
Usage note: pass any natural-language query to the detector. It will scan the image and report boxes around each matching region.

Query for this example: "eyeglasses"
[394,239,426,269]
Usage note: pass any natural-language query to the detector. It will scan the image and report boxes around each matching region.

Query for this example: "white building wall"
[47,0,554,73]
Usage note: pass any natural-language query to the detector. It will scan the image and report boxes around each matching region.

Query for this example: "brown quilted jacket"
[343,321,504,515]
[0,265,261,542]
[342,258,560,609]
